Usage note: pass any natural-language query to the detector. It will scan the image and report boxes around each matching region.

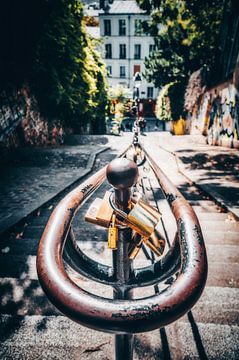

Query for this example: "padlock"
[85,191,114,228]
[127,198,161,238]
[108,214,118,250]
[109,193,165,257]
[85,198,103,226]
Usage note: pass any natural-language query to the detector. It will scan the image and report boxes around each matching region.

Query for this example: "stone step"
[1,248,238,287]
[196,212,232,221]
[0,238,39,255]
[0,255,37,279]
[5,219,238,256]
[166,319,239,360]
[200,220,239,232]
[192,204,224,213]
[206,245,239,263]
[202,230,239,245]
[0,315,114,360]
[207,262,239,288]
[0,315,238,360]
[192,286,239,326]
[1,277,238,326]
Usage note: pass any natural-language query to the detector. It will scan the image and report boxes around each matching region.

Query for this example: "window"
[120,66,126,78]
[149,44,156,53]
[119,44,126,59]
[119,19,126,36]
[147,87,154,98]
[135,19,143,36]
[107,65,112,76]
[105,44,112,59]
[104,19,111,36]
[133,65,141,75]
[134,44,141,59]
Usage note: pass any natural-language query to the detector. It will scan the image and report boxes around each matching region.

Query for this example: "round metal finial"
[106,158,139,189]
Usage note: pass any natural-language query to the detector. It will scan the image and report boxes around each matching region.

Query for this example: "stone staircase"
[0,146,239,359]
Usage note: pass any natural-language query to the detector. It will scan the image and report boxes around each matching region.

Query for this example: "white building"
[99,0,158,103]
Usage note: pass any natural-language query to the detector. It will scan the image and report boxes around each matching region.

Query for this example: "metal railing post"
[107,158,139,360]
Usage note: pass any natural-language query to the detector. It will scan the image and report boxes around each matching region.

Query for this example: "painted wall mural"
[190,81,239,149]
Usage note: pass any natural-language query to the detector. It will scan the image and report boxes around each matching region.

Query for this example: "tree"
[155,81,186,121]
[33,0,108,131]
[137,0,224,87]
[0,0,109,133]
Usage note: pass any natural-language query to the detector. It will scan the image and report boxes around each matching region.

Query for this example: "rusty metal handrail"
[36,143,207,334]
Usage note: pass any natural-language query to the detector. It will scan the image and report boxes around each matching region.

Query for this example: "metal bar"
[37,150,207,334]
[113,201,134,360]
[106,158,139,359]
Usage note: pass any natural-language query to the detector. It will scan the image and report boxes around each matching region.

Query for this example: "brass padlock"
[109,194,166,256]
[85,191,114,228]
[127,199,161,237]
[127,199,165,256]
[108,214,118,250]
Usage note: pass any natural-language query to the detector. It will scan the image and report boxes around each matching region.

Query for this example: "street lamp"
[133,72,142,121]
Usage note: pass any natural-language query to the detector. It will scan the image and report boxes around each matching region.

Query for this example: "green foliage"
[32,0,108,131]
[109,85,132,122]
[0,0,109,133]
[156,81,186,121]
[155,83,172,121]
[109,85,132,103]
[137,0,224,87]
[167,81,187,120]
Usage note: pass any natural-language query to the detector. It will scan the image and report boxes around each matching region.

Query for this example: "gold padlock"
[108,214,118,250]
[85,191,114,228]
[109,194,165,256]
[127,199,165,256]
[127,199,161,237]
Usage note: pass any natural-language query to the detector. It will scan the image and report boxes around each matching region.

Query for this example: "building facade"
[99,0,158,105]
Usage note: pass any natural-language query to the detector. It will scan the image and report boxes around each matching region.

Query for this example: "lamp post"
[133,72,142,122]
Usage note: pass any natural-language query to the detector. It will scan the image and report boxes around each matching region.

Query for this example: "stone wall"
[0,87,64,148]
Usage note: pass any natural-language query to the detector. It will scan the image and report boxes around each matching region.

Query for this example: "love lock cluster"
[85,191,165,259]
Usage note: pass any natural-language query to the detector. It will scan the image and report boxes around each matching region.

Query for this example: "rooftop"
[99,0,146,15]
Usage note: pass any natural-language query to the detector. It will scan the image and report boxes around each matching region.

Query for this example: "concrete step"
[1,238,239,286]
[0,238,39,255]
[203,230,239,245]
[192,204,224,213]
[166,318,239,360]
[206,245,239,263]
[0,315,113,360]
[200,220,239,232]
[1,276,238,326]
[196,212,233,221]
[207,262,239,287]
[192,286,239,325]
[0,255,37,279]
[0,315,238,360]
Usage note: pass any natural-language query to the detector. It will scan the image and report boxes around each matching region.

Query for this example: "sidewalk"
[153,132,239,218]
[0,135,130,234]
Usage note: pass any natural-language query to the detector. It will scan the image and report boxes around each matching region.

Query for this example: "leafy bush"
[0,0,108,133]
